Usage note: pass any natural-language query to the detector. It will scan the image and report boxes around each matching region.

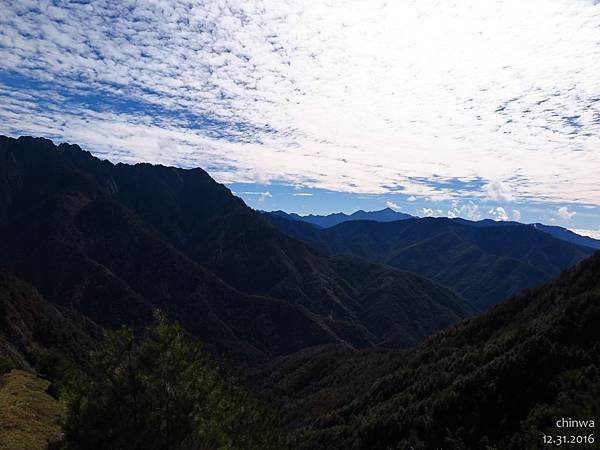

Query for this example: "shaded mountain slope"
[266,215,593,309]
[258,250,600,449]
[0,269,101,371]
[0,135,473,359]
[0,173,355,359]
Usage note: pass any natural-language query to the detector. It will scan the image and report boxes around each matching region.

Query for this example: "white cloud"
[491,206,509,221]
[483,180,514,202]
[0,0,599,206]
[427,191,456,202]
[292,192,313,196]
[420,207,435,217]
[512,209,522,221]
[242,191,272,202]
[447,202,481,220]
[557,206,576,220]
[570,228,600,240]
[464,204,480,221]
[407,195,417,202]
[386,201,401,211]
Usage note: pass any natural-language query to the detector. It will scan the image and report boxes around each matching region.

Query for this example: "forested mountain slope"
[257,251,600,449]
[266,215,593,309]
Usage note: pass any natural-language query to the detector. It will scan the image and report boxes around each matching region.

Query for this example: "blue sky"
[1,0,599,237]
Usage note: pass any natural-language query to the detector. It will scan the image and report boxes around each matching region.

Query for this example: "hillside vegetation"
[257,251,600,449]
[267,214,593,309]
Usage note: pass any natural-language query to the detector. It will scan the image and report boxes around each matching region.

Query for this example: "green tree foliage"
[35,349,79,399]
[55,321,283,450]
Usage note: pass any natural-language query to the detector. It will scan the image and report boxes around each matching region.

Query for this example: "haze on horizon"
[0,0,599,236]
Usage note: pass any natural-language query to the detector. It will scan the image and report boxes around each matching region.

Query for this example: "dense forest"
[257,251,600,449]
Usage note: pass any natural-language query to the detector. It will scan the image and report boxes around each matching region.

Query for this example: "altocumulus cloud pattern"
[1,0,599,205]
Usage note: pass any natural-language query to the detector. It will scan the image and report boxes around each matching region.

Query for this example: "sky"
[1,0,599,238]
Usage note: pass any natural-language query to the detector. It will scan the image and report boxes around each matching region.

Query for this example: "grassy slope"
[0,370,65,450]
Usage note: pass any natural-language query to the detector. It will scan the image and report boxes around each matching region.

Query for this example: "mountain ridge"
[0,135,474,361]
[266,210,600,249]
[265,214,594,309]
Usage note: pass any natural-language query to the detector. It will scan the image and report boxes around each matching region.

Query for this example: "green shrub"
[35,349,78,399]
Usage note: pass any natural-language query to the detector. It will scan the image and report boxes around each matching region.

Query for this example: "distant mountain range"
[257,244,600,449]
[266,207,413,228]
[265,214,594,309]
[0,136,474,365]
[267,210,600,249]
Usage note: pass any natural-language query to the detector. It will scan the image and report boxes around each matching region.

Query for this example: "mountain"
[2,135,597,449]
[0,135,474,361]
[257,250,600,449]
[265,215,594,309]
[452,218,600,250]
[531,223,600,249]
[266,207,413,228]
